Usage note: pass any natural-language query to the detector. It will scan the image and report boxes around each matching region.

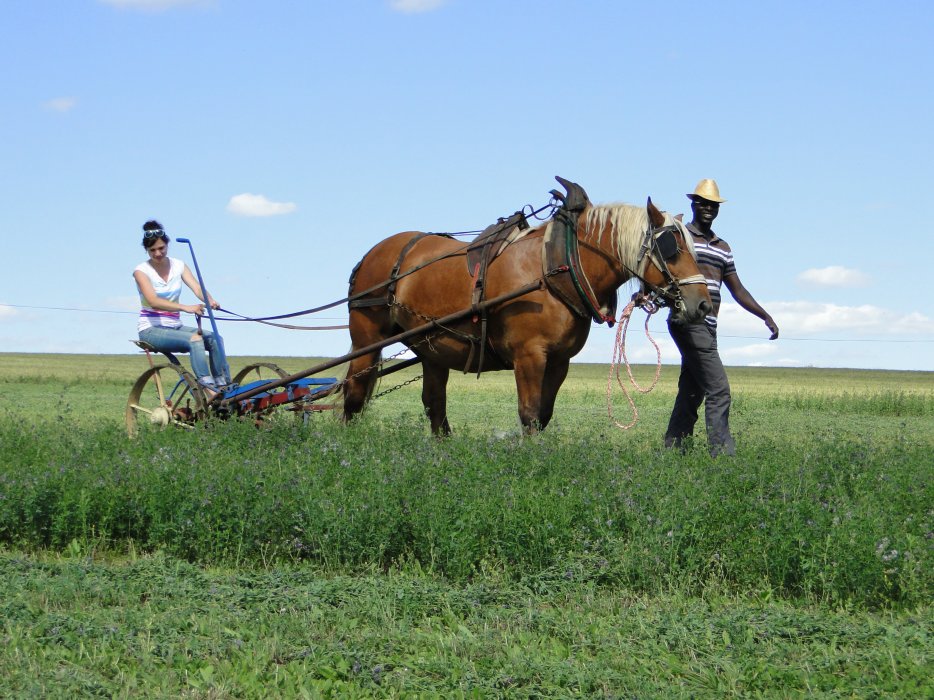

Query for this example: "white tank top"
[135,258,184,332]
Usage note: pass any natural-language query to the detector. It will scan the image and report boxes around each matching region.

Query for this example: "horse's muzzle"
[671,296,712,325]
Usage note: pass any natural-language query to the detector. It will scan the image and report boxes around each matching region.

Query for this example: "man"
[665,179,779,456]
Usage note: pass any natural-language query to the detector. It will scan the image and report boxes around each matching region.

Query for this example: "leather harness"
[541,202,617,326]
[347,181,703,376]
[462,210,530,374]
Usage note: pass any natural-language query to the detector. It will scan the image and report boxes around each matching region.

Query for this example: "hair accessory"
[143,228,167,239]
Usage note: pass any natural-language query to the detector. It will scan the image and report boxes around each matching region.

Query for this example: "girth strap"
[465,211,529,376]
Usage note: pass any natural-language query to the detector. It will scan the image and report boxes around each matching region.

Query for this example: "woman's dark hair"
[142,219,170,248]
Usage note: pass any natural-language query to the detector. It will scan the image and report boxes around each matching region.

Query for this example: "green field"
[1,353,931,697]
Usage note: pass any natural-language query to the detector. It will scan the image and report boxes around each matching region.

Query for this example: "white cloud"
[571,298,933,371]
[0,305,17,320]
[44,97,77,113]
[719,301,934,337]
[389,0,447,13]
[797,265,871,288]
[888,310,934,335]
[720,342,778,363]
[226,193,297,218]
[768,357,810,367]
[99,0,214,10]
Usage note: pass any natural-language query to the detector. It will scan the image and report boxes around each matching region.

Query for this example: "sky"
[2,0,932,372]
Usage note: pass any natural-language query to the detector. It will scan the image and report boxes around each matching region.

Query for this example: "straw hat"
[687,178,726,203]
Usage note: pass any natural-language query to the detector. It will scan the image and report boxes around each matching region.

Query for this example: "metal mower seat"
[131,340,183,366]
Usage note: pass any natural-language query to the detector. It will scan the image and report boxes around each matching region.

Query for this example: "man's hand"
[765,316,779,340]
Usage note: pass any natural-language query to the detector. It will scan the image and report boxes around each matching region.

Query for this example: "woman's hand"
[182,303,206,316]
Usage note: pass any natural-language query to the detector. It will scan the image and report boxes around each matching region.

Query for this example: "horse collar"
[542,205,616,325]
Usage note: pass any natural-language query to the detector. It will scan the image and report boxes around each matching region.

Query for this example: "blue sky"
[2,0,932,371]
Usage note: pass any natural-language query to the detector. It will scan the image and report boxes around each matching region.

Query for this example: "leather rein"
[634,224,707,315]
[571,222,707,323]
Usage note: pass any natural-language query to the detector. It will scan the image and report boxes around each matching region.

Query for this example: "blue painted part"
[169,378,190,401]
[293,378,339,388]
[221,377,338,401]
[175,237,231,384]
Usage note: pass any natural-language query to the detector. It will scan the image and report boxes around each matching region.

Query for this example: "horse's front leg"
[421,360,451,435]
[513,350,549,433]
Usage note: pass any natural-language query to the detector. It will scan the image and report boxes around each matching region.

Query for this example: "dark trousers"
[665,321,735,457]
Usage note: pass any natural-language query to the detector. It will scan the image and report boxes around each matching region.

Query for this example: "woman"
[133,220,226,396]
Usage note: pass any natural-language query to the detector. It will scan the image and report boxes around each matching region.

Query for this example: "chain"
[369,340,428,400]
[390,296,483,347]
[342,297,467,402]
[300,330,435,408]
[372,373,423,399]
[390,296,443,326]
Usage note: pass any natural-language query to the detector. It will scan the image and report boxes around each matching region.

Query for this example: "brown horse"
[342,179,712,433]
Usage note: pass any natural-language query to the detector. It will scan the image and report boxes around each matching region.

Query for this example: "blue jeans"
[139,325,226,384]
[665,320,735,457]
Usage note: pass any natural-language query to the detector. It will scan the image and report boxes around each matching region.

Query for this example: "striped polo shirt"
[686,223,736,328]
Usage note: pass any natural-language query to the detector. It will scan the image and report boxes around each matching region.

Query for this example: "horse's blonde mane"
[580,202,696,269]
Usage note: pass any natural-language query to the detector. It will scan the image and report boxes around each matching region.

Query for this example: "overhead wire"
[2,303,931,344]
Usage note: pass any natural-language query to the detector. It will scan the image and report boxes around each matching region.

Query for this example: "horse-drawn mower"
[126,177,712,437]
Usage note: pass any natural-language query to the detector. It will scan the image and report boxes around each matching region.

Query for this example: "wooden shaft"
[220,279,543,406]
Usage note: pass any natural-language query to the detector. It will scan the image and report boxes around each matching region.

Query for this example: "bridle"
[636,224,707,314]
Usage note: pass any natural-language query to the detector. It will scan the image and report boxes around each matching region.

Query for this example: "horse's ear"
[675,213,684,222]
[647,197,665,227]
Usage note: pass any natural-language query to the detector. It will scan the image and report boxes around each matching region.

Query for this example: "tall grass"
[2,354,931,695]
[1,411,929,609]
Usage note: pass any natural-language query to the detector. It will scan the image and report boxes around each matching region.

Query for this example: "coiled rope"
[606,294,663,430]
